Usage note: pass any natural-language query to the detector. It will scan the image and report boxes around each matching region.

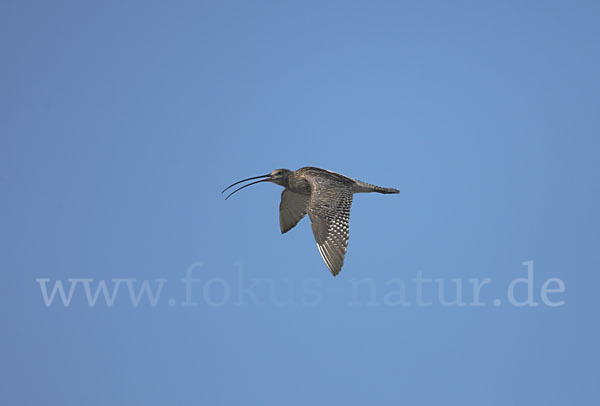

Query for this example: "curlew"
[222,167,400,276]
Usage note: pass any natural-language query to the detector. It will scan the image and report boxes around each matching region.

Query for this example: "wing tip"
[317,244,344,277]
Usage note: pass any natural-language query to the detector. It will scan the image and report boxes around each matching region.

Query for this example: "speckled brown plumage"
[223,167,400,276]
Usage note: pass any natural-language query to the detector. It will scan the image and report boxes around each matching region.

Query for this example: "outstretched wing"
[306,176,353,276]
[279,189,309,233]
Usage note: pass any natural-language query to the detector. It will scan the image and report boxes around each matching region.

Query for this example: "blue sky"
[1,1,599,405]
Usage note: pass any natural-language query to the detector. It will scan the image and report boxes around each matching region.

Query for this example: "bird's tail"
[352,179,400,194]
[374,186,400,194]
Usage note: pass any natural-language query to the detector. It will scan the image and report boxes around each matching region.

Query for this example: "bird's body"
[223,167,399,276]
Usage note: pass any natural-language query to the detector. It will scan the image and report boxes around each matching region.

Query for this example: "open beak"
[222,174,272,200]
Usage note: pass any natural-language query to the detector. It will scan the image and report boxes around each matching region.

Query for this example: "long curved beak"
[222,174,272,200]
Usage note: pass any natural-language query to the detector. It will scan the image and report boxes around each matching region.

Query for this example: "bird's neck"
[287,177,311,194]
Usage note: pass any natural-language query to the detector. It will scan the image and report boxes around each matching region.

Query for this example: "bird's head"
[268,168,291,187]
[222,168,292,199]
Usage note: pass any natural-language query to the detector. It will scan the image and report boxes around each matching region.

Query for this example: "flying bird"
[222,167,400,276]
